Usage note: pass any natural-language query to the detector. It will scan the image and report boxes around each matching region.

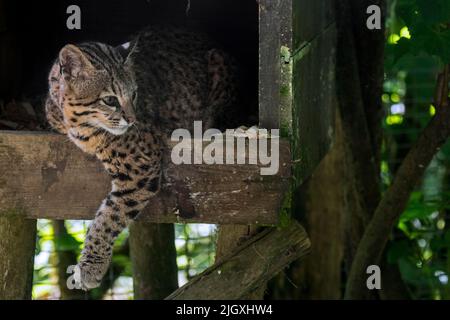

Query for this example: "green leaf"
[54,233,82,251]
[387,240,413,263]
[416,0,450,25]
[398,257,427,286]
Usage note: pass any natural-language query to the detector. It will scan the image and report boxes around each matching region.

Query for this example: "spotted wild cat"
[45,26,237,290]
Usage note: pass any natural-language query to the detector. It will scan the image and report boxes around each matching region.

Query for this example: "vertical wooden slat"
[0,214,36,300]
[279,0,293,136]
[258,0,281,130]
[291,0,336,185]
[129,222,178,300]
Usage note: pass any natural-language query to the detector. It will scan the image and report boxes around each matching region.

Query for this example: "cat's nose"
[121,102,136,124]
[121,109,136,124]
[124,114,136,124]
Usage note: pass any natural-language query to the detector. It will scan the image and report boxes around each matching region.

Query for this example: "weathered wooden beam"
[166,220,310,300]
[0,131,291,224]
[215,224,266,299]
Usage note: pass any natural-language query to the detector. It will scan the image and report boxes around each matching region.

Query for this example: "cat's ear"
[117,36,139,65]
[58,44,95,81]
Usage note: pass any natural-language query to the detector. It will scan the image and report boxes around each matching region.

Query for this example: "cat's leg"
[45,97,67,134]
[74,179,158,290]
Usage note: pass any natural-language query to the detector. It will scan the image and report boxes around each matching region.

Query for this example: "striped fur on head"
[48,42,138,136]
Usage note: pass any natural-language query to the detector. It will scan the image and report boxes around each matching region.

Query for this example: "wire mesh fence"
[32,220,216,300]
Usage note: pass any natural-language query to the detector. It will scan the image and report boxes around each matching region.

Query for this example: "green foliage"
[383,0,450,299]
[53,233,82,252]
[387,0,450,68]
[175,224,216,280]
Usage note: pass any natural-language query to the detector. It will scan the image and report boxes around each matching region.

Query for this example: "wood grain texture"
[292,20,337,185]
[166,221,310,300]
[258,0,281,130]
[293,0,336,53]
[257,0,336,186]
[0,215,36,299]
[129,222,178,299]
[215,224,266,299]
[0,131,291,224]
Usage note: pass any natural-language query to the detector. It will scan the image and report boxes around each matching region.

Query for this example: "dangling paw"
[72,259,109,291]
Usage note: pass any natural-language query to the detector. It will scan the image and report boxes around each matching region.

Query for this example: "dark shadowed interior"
[0,0,259,126]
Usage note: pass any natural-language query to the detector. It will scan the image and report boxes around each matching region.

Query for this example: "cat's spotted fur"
[45,26,237,290]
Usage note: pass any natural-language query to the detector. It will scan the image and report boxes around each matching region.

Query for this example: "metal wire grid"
[32,220,216,300]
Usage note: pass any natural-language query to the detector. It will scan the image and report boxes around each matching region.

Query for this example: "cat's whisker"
[101,131,109,145]
[132,122,142,139]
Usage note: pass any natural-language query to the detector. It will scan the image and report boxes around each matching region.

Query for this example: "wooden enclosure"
[0,0,337,299]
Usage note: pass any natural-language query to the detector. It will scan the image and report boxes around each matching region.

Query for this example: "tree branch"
[345,66,450,299]
[336,0,412,299]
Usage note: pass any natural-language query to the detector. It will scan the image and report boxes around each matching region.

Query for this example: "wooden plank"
[291,21,337,185]
[265,0,337,186]
[279,0,293,137]
[166,220,310,300]
[292,0,336,53]
[258,0,281,129]
[0,131,291,224]
[214,224,266,299]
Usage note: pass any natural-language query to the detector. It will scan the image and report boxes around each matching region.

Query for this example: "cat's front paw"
[73,260,108,291]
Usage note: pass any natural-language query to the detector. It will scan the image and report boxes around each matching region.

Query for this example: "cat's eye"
[102,96,120,108]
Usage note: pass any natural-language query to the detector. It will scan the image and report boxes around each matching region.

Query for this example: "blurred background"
[33,222,216,299]
[380,0,450,299]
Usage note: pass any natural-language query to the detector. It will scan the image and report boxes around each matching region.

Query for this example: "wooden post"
[259,0,281,129]
[266,0,339,299]
[0,214,36,299]
[129,222,178,299]
[52,220,86,300]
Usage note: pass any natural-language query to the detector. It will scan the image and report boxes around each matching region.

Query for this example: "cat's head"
[49,41,138,135]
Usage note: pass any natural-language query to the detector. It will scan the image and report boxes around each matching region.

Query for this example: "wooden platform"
[0,131,291,225]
